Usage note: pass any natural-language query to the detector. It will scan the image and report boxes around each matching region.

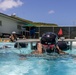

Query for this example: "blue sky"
[0,0,76,26]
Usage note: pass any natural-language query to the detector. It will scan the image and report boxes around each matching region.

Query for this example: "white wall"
[0,16,19,34]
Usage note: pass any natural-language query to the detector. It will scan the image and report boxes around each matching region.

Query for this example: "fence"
[24,26,76,39]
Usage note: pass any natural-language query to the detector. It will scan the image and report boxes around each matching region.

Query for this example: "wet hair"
[41,32,58,45]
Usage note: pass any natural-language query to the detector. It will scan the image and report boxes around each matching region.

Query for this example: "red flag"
[58,28,63,36]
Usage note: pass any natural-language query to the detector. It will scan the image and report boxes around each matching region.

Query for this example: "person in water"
[0,45,11,49]
[32,32,66,54]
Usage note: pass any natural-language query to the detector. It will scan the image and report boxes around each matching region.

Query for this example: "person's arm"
[56,45,66,54]
[37,43,42,54]
[31,42,42,54]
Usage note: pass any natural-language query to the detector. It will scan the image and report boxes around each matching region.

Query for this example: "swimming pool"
[0,42,76,75]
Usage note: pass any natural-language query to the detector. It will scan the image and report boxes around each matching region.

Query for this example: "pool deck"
[16,39,76,50]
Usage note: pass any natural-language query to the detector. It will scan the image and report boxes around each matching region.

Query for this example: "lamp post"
[69,26,70,38]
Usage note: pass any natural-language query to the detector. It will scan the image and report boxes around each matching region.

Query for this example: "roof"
[0,12,58,27]
[0,12,32,23]
[11,16,33,24]
[32,22,58,27]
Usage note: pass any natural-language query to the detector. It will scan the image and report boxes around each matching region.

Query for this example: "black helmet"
[41,32,58,45]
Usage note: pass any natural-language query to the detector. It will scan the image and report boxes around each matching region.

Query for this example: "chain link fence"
[25,27,76,39]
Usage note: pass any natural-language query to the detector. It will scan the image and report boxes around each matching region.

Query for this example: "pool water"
[0,42,76,75]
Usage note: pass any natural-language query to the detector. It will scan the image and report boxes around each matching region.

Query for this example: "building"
[0,13,58,38]
[0,13,34,35]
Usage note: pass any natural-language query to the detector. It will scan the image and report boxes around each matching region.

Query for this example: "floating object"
[58,41,69,51]
[14,42,28,48]
[58,28,63,36]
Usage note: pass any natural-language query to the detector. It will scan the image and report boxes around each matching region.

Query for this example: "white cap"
[12,31,16,34]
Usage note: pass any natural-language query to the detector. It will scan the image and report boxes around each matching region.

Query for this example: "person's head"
[40,32,58,53]
[12,31,17,37]
[40,32,58,48]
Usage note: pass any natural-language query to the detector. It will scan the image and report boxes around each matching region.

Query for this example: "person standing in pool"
[9,31,17,42]
[32,32,66,54]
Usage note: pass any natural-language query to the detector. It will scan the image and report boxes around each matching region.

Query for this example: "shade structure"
[58,28,63,36]
[25,24,35,27]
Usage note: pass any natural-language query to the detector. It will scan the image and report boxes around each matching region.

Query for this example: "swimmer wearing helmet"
[32,32,66,54]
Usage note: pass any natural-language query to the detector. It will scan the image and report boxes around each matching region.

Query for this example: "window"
[17,25,21,29]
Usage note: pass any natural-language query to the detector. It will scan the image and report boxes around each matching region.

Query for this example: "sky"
[0,0,76,26]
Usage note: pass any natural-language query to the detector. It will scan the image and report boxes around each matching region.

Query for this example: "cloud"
[0,0,23,11]
[48,10,55,14]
